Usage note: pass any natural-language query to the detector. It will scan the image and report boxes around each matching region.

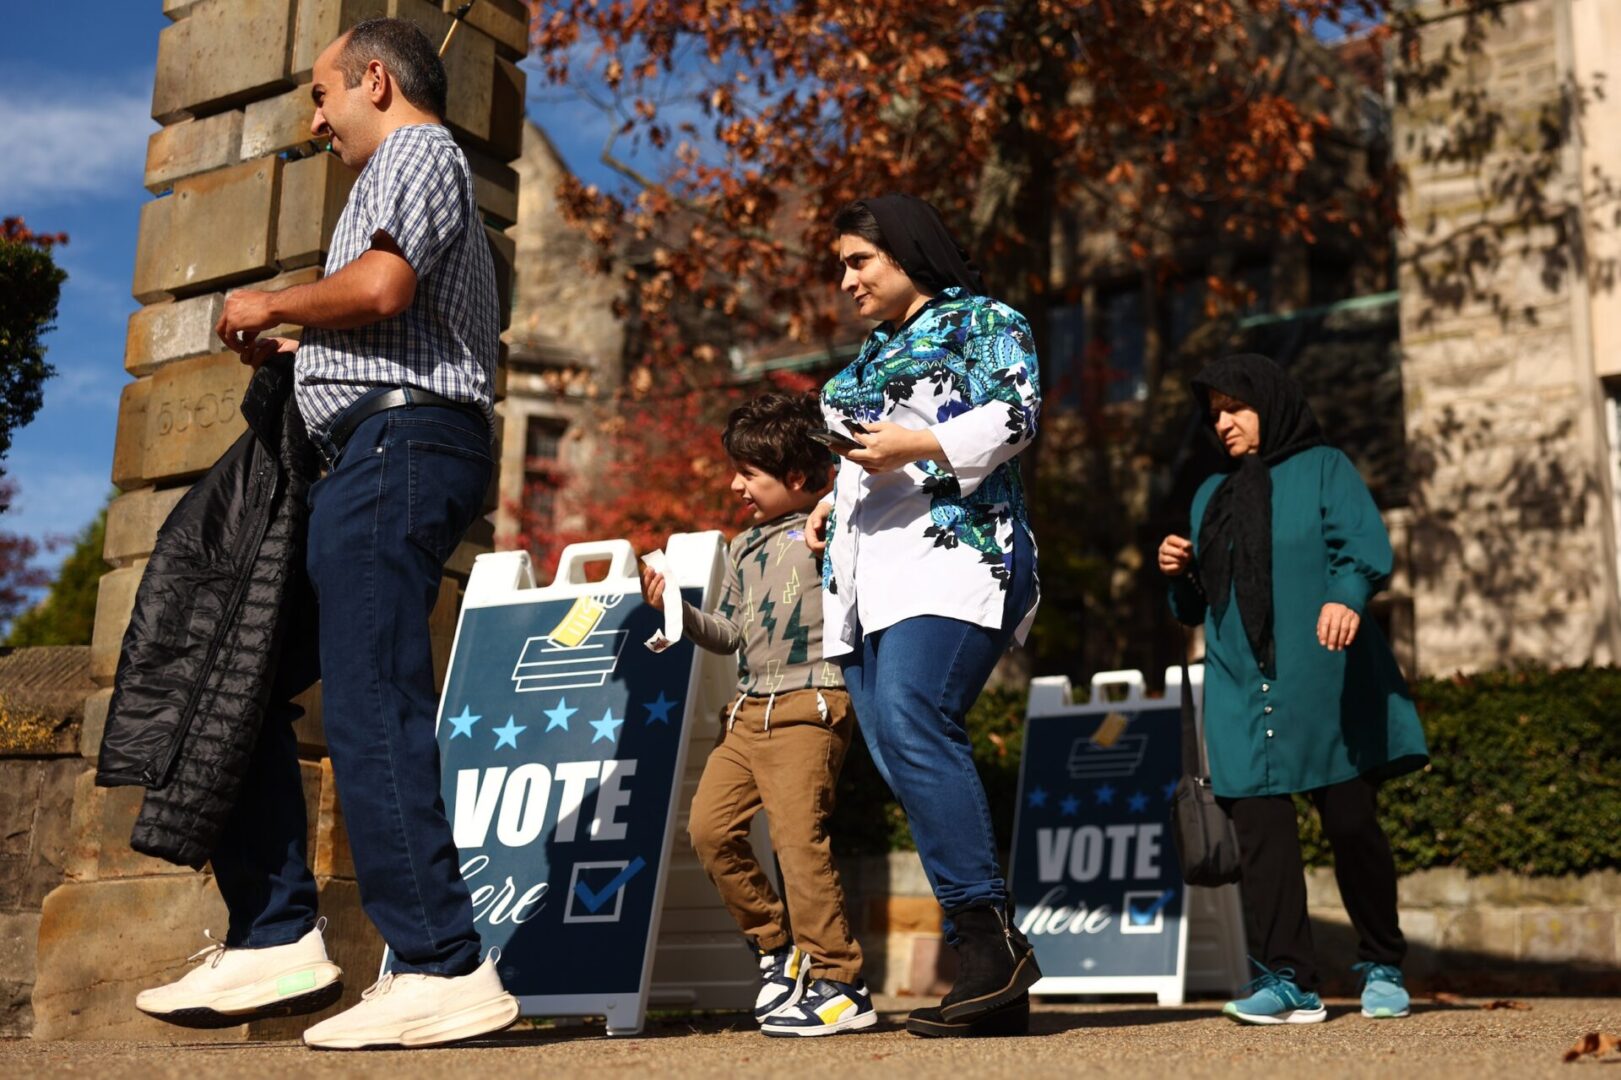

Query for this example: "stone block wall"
[835,853,954,998]
[29,0,526,1041]
[1394,0,1621,675]
[1308,867,1621,995]
[0,648,95,1037]
[837,853,1621,998]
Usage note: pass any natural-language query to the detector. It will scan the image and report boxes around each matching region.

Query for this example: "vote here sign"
[1007,703,1186,988]
[435,581,701,1008]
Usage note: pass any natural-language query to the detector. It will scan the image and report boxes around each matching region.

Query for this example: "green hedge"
[1299,666,1621,875]
[831,667,1621,877]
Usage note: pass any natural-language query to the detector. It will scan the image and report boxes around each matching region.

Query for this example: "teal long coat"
[1169,447,1428,798]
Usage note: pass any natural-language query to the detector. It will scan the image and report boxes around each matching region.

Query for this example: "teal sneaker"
[1354,962,1410,1019]
[1222,961,1327,1025]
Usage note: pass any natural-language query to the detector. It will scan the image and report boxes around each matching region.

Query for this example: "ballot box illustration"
[425,535,772,1035]
[1009,667,1248,1005]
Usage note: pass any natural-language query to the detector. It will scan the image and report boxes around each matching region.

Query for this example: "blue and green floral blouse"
[820,287,1041,657]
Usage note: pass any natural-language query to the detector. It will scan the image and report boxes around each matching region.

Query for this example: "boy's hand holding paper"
[640,549,684,653]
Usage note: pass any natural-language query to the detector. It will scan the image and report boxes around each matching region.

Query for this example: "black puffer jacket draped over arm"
[96,357,321,868]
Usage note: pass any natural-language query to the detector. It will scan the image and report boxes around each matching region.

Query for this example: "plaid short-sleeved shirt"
[295,124,499,440]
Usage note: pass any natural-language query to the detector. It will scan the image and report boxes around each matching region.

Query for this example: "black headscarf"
[1189,353,1326,675]
[863,194,986,297]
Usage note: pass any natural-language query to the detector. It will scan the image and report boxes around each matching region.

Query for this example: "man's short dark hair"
[722,392,833,490]
[337,18,448,119]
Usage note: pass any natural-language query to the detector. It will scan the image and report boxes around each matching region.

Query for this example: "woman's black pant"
[1221,775,1405,992]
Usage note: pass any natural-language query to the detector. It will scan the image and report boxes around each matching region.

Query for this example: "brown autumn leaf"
[1482,999,1531,1011]
[1563,1031,1621,1063]
[1430,991,1467,1006]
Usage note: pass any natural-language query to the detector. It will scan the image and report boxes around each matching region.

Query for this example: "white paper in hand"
[640,549,683,653]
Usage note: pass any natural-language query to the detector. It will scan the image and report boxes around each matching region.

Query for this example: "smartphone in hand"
[809,429,863,453]
[809,419,871,454]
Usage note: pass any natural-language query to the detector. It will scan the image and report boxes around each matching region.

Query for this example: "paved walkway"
[5,996,1618,1078]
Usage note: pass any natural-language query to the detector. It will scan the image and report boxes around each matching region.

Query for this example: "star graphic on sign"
[1027,786,1049,809]
[1059,794,1080,816]
[445,706,480,740]
[1128,791,1149,813]
[543,697,577,732]
[590,709,624,744]
[643,691,679,725]
[1163,780,1179,802]
[1095,784,1116,806]
[492,716,526,750]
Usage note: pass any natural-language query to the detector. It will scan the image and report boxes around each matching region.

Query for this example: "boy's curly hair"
[722,391,834,491]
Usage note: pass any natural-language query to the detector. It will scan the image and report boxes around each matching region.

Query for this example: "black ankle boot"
[906,993,1030,1038]
[935,905,1042,1023]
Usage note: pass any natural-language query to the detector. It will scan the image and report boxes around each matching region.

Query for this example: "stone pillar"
[1394,0,1621,675]
[31,0,526,1040]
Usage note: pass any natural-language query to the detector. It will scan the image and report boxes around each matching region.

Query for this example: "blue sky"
[0,6,620,584]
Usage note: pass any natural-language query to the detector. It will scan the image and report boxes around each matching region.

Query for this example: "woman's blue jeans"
[839,526,1034,916]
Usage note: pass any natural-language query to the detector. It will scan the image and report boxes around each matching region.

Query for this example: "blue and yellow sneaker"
[753,944,809,1023]
[1222,962,1327,1025]
[1354,962,1410,1019]
[759,977,878,1037]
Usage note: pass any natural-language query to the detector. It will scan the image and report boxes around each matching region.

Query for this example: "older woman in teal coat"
[1159,353,1427,1026]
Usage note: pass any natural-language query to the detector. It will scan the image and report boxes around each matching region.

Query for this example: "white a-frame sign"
[425,535,773,1035]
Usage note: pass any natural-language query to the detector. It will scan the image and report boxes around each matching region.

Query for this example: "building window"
[1164,277,1207,352]
[522,415,569,548]
[1048,303,1086,408]
[1092,283,1147,404]
[1604,385,1621,603]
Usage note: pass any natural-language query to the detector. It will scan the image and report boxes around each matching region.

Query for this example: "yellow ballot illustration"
[549,594,608,647]
[1090,711,1130,748]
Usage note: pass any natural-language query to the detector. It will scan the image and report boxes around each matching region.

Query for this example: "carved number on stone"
[156,394,237,436]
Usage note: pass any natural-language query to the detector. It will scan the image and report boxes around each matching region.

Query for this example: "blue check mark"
[1128,888,1176,925]
[573,857,647,913]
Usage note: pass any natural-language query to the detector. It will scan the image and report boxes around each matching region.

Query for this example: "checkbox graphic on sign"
[563,857,647,924]
[1120,888,1175,934]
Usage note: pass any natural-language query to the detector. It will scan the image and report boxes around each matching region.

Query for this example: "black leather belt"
[324,387,484,462]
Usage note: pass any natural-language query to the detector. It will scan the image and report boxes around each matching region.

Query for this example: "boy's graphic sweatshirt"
[682,511,844,696]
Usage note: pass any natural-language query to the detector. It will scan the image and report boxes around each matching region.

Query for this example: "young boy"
[640,391,872,1037]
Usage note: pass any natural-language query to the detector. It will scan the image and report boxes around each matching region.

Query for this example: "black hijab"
[863,194,987,297]
[1189,353,1326,675]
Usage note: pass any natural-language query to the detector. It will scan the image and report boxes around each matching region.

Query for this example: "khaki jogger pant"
[687,687,865,983]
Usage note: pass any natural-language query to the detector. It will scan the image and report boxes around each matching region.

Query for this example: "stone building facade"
[1393,0,1621,675]
[493,122,624,560]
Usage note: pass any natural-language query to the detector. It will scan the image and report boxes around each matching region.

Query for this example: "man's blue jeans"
[839,526,1035,916]
[209,401,491,976]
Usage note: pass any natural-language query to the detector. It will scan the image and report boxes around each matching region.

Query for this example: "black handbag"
[1168,650,1243,886]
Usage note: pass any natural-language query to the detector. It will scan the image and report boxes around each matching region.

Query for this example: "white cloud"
[0,74,154,206]
[1,454,111,545]
[40,361,124,410]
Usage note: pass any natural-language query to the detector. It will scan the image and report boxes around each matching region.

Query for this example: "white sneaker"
[302,953,519,1050]
[136,919,344,1028]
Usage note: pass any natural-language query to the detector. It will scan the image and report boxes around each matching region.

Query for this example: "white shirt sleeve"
[929,325,1040,497]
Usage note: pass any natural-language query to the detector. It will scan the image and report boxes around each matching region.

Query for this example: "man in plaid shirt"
[137,18,518,1049]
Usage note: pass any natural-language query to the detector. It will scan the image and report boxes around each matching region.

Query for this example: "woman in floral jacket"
[806,194,1041,1038]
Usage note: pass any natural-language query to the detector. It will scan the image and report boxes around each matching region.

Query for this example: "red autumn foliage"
[2,217,69,250]
[0,479,50,627]
[519,1,1397,564]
